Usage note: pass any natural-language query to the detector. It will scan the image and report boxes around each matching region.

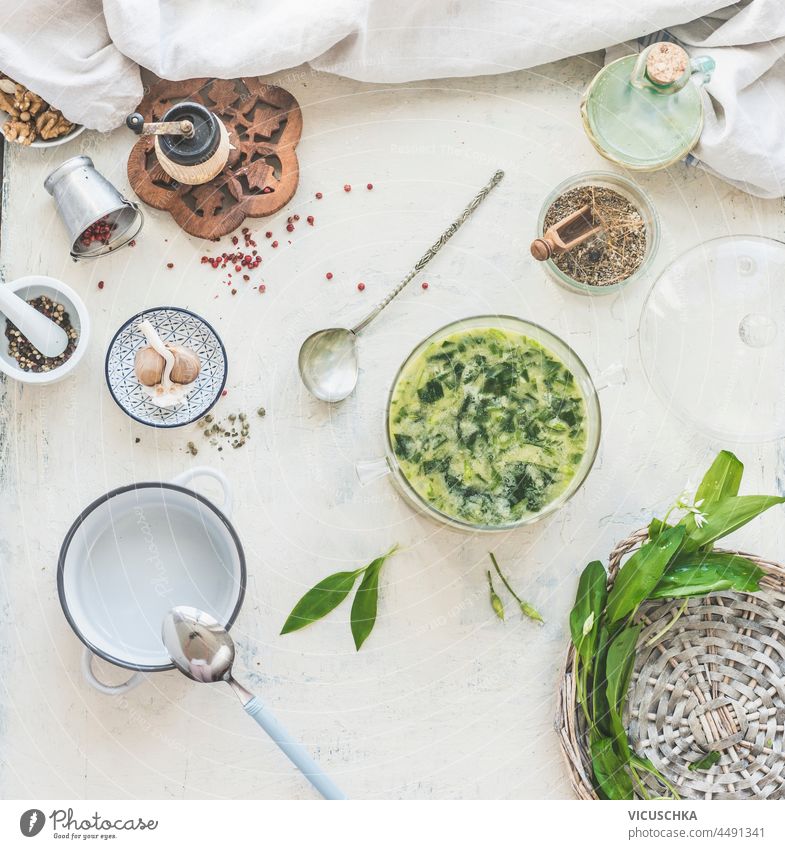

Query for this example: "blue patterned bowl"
[105,307,227,428]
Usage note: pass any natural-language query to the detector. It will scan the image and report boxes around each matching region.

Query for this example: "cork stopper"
[646,42,689,86]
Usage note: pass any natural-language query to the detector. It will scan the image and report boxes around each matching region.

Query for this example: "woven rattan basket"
[556,528,785,800]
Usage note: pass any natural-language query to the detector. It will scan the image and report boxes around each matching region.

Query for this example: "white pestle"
[0,285,69,358]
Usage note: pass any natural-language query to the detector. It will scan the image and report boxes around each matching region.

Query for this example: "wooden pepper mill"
[126,101,231,186]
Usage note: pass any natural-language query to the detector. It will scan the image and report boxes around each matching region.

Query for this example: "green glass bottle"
[580,42,715,171]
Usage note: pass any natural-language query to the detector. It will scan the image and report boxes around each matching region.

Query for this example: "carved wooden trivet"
[127,77,302,239]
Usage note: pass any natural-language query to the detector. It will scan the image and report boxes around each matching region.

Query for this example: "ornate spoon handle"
[351,169,505,334]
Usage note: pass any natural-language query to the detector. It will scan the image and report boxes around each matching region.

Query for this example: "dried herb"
[195,410,254,451]
[281,545,398,651]
[569,450,781,800]
[543,185,646,286]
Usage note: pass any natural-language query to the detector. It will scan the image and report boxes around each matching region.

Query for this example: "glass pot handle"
[595,362,627,392]
[356,457,392,487]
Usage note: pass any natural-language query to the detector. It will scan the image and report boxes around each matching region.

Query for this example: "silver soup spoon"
[298,169,505,402]
[162,605,346,800]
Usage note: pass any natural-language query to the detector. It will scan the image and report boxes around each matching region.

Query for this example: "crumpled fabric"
[1,1,783,196]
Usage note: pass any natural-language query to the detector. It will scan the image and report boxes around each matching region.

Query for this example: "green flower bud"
[520,601,543,624]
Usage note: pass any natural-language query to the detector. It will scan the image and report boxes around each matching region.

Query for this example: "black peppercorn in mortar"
[5,295,78,372]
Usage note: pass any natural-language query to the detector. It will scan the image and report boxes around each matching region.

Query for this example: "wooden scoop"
[531,204,603,261]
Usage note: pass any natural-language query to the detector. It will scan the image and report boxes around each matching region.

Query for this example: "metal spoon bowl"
[162,606,346,799]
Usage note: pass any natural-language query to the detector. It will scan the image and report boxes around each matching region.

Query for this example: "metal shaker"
[44,155,144,259]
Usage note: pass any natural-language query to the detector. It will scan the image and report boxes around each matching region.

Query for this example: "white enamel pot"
[57,467,246,695]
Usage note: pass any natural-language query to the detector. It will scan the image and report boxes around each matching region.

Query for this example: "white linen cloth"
[1,1,783,196]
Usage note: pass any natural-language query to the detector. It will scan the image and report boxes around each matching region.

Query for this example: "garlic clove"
[135,345,165,386]
[167,344,201,384]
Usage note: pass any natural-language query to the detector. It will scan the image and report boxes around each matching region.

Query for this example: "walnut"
[3,119,34,145]
[14,83,44,116]
[36,109,73,140]
[0,76,75,143]
[0,89,18,117]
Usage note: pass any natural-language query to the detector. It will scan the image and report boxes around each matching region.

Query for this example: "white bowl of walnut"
[0,77,84,148]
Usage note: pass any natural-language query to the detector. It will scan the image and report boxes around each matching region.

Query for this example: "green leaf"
[605,624,641,752]
[351,561,383,650]
[651,552,764,599]
[682,495,785,553]
[647,517,669,541]
[688,751,721,771]
[569,561,608,663]
[591,735,634,800]
[606,526,685,623]
[695,451,744,506]
[591,622,613,736]
[281,570,361,634]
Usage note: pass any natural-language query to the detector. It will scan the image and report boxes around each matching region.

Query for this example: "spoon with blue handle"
[162,605,346,800]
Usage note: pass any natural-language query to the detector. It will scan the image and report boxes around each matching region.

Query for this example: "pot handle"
[81,648,145,696]
[171,466,232,515]
[355,457,391,487]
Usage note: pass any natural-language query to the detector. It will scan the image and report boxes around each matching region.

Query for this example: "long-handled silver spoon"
[298,169,505,402]
[162,606,346,800]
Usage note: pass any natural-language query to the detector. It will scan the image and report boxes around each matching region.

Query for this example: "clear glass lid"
[639,236,785,442]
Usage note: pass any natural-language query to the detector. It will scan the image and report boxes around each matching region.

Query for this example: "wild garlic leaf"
[694,450,744,506]
[651,552,764,599]
[605,526,684,623]
[350,561,384,650]
[605,624,641,752]
[590,735,633,800]
[280,570,362,634]
[569,560,607,662]
[350,545,399,650]
[682,495,785,553]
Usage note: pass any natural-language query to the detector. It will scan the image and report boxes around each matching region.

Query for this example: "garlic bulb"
[134,343,200,386]
[134,320,201,408]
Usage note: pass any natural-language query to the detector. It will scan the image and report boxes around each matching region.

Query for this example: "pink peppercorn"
[166,262,174,269]
[315,192,323,199]
[421,281,429,290]
[357,282,365,291]
[367,183,373,190]
[343,184,351,192]
[271,240,278,248]
[97,280,105,290]
[307,215,314,225]
[286,223,294,232]
[325,272,333,280]
[265,231,272,238]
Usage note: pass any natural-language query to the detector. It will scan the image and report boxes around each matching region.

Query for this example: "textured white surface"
[1,57,784,800]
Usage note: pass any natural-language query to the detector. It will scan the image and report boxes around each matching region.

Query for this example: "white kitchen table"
[1,55,784,800]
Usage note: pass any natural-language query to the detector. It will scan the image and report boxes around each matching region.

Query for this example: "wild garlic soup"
[389,326,588,527]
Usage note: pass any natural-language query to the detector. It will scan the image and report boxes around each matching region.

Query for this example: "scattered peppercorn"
[315,192,323,199]
[187,441,198,456]
[357,282,365,291]
[97,280,105,290]
[258,284,266,293]
[343,184,351,192]
[129,240,136,247]
[286,223,294,232]
[325,272,333,280]
[265,231,272,238]
[257,407,266,417]
[307,215,314,225]
[421,281,429,290]
[367,183,373,190]
[271,240,278,248]
[166,262,174,269]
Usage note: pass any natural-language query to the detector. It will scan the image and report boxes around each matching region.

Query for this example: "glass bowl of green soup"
[359,315,601,532]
